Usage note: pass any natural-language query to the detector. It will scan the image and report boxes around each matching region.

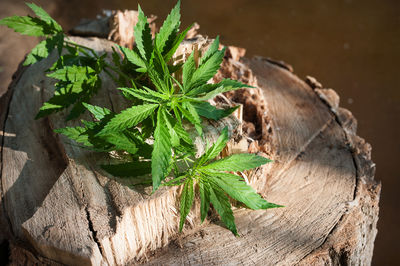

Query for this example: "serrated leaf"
[66,76,101,121]
[202,153,272,172]
[118,45,147,70]
[156,0,181,54]
[142,86,168,100]
[24,34,62,66]
[134,5,153,60]
[118,87,161,103]
[147,65,169,93]
[151,108,172,191]
[101,161,151,177]
[163,23,193,62]
[47,65,95,82]
[188,48,225,90]
[199,180,211,222]
[191,79,251,100]
[0,16,50,36]
[49,54,96,71]
[192,101,239,120]
[99,104,158,134]
[199,36,219,65]
[35,89,80,119]
[162,109,180,147]
[198,126,229,165]
[82,103,111,120]
[26,3,62,32]
[179,177,194,231]
[54,126,91,146]
[207,171,282,210]
[209,183,238,236]
[173,121,193,146]
[100,132,138,154]
[181,102,202,135]
[182,52,196,92]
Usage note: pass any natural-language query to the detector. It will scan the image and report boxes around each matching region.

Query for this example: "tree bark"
[0,15,380,265]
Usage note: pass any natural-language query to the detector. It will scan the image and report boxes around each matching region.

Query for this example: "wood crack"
[294,79,362,265]
[84,206,104,258]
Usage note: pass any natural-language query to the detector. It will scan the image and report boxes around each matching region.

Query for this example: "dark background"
[0,0,398,264]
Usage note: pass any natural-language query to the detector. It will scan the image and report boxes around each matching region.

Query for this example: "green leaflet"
[199,36,220,65]
[151,108,172,191]
[83,103,111,120]
[118,87,161,103]
[197,127,229,166]
[179,178,194,231]
[0,16,51,36]
[101,161,151,177]
[199,180,211,223]
[191,79,251,100]
[187,47,226,90]
[135,5,153,61]
[163,110,180,147]
[201,153,272,172]
[35,87,81,119]
[99,104,158,134]
[26,3,62,32]
[118,45,147,70]
[47,65,95,82]
[181,101,202,135]
[55,126,91,146]
[24,34,63,66]
[100,132,139,155]
[206,171,282,210]
[173,121,193,146]
[192,101,239,121]
[156,0,181,54]
[182,52,196,92]
[163,24,193,62]
[209,183,238,236]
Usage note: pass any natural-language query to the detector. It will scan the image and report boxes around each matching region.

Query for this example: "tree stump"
[0,13,380,265]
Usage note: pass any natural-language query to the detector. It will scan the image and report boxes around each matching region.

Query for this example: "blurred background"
[0,0,398,264]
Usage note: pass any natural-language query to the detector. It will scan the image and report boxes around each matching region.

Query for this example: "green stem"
[64,39,98,58]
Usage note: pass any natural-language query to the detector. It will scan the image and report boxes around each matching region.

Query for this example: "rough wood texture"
[0,27,379,266]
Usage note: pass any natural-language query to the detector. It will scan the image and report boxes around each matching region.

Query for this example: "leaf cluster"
[0,1,282,235]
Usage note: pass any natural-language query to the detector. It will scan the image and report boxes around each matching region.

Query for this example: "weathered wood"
[0,18,379,266]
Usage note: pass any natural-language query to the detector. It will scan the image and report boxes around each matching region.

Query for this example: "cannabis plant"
[0,1,281,235]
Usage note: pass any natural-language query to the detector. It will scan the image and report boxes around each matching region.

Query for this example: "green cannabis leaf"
[1,1,282,236]
[165,127,282,235]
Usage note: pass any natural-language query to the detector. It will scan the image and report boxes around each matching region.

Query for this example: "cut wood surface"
[0,19,379,266]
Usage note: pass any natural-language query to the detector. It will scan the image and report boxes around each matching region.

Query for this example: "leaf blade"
[179,178,194,231]
[0,16,48,36]
[134,5,153,60]
[192,101,239,120]
[155,0,181,54]
[151,108,172,191]
[99,104,158,134]
[206,171,283,210]
[209,183,238,236]
[199,180,211,222]
[26,3,62,32]
[202,153,272,172]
